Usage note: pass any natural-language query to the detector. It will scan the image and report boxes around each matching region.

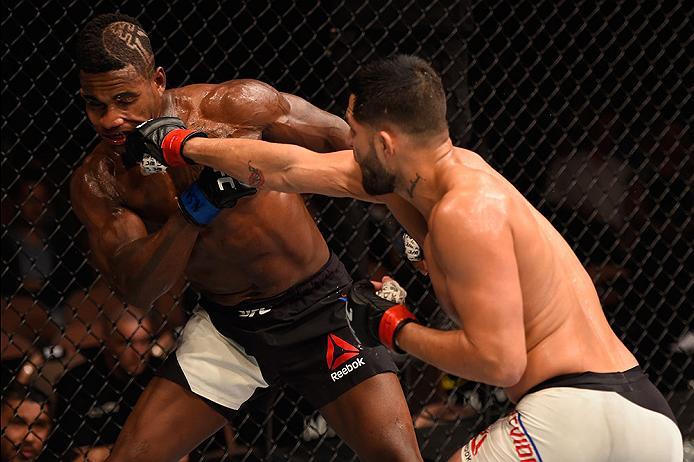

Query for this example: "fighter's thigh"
[449,424,500,462]
[319,372,422,462]
[450,411,539,462]
[107,377,226,462]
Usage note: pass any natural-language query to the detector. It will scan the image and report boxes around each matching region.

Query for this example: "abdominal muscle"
[183,192,330,306]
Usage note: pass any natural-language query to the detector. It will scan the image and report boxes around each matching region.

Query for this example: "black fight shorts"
[157,253,397,415]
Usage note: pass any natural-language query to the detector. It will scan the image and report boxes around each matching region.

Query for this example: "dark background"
[2,1,691,460]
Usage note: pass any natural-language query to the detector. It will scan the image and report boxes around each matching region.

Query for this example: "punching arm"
[396,195,527,387]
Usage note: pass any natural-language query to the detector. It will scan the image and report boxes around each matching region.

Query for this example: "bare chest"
[112,165,179,225]
[422,239,461,325]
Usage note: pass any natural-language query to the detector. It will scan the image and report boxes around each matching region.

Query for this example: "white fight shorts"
[459,367,683,462]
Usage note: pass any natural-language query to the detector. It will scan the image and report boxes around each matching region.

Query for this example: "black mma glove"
[125,116,206,167]
[124,117,254,225]
[178,167,256,226]
[346,279,417,353]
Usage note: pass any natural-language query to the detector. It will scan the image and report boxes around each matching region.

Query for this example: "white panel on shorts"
[459,387,683,462]
[176,309,269,410]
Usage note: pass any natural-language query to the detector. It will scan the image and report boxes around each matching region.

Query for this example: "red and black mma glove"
[346,279,417,353]
[178,167,257,226]
[125,116,206,167]
[125,117,256,225]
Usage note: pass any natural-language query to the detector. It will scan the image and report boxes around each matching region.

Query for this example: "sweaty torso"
[424,148,637,402]
[82,82,329,305]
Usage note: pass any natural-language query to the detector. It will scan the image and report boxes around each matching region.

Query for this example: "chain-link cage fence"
[2,0,691,461]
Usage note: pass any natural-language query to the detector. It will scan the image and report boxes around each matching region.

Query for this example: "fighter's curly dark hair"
[76,13,154,76]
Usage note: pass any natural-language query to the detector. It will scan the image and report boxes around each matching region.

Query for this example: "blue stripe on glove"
[178,182,221,225]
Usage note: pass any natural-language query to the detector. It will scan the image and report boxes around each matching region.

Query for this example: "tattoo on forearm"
[247,161,265,188]
[406,173,422,198]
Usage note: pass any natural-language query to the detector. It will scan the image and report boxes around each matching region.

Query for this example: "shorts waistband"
[199,252,346,312]
[526,366,644,395]
[525,365,677,424]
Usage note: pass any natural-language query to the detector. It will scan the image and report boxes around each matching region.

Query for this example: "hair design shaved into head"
[76,13,154,76]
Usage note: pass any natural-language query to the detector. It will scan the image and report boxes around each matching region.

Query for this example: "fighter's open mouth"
[103,133,127,145]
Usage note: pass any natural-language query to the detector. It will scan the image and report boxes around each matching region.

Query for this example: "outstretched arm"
[129,113,429,242]
[263,91,351,151]
[183,137,369,198]
[211,79,350,151]
[184,137,430,243]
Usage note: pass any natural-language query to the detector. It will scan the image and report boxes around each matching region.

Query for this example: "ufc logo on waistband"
[238,308,272,318]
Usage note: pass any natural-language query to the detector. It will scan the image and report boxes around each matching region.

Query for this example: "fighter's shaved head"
[76,13,154,76]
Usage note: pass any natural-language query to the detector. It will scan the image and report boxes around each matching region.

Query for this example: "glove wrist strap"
[178,183,220,226]
[391,320,415,354]
[162,129,206,167]
[378,305,416,352]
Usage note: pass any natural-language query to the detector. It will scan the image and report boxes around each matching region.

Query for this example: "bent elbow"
[491,354,527,388]
[112,275,155,309]
[495,368,525,388]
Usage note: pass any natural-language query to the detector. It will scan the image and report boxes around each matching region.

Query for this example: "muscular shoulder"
[71,148,120,198]
[196,79,287,126]
[70,146,122,219]
[429,173,511,249]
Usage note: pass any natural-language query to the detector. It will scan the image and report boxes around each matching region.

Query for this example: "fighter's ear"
[152,67,166,95]
[378,130,396,158]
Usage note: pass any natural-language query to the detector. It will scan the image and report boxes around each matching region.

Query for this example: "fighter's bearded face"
[79,65,165,147]
[357,143,396,195]
[346,95,396,195]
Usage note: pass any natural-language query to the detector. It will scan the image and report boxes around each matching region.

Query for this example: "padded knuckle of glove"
[347,279,416,353]
[375,279,407,304]
[127,117,206,169]
[349,280,391,309]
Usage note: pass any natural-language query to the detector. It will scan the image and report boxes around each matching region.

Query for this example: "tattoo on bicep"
[406,173,422,198]
[247,161,265,188]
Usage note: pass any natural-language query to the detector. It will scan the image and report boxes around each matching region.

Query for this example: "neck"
[394,137,454,218]
[159,91,174,117]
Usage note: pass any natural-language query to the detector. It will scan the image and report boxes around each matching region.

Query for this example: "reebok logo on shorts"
[326,333,364,382]
[326,334,359,370]
[463,428,489,461]
[471,429,489,455]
